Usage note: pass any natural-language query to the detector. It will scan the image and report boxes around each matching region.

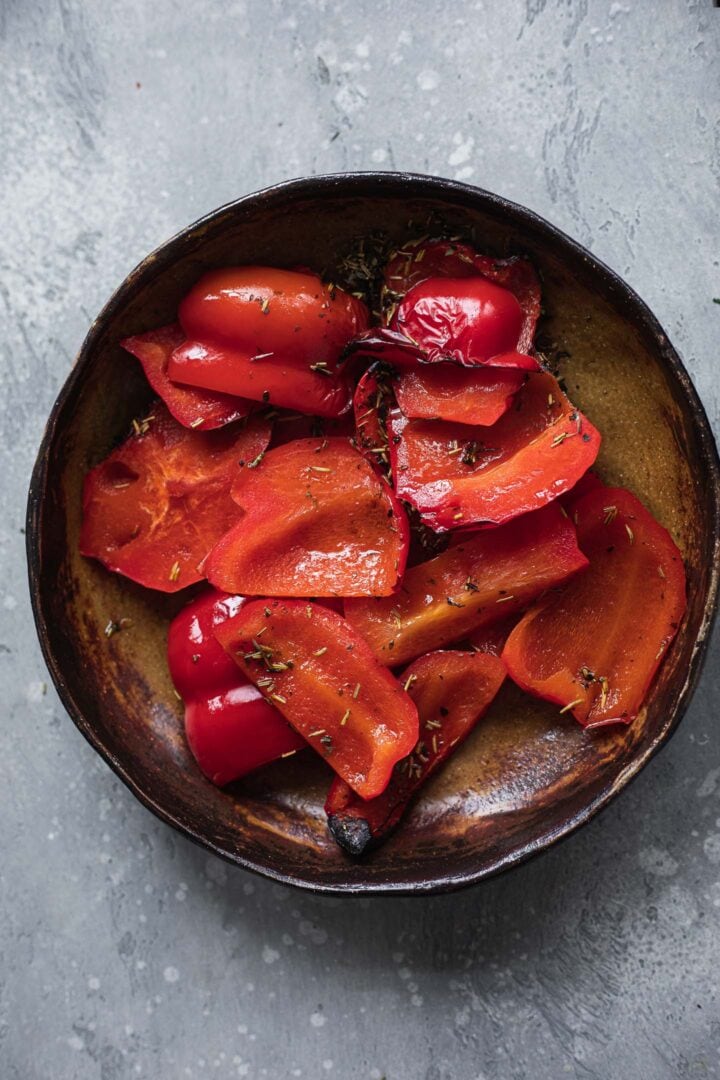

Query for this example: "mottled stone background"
[2,1,719,1077]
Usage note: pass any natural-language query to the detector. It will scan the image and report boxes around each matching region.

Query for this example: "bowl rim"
[26,171,720,895]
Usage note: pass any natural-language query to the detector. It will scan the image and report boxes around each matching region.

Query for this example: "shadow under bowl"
[27,173,720,894]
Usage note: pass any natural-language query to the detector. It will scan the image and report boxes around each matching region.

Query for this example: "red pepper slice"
[352,365,393,474]
[382,239,541,354]
[168,590,305,785]
[169,339,353,418]
[502,486,687,727]
[325,650,506,854]
[344,502,587,667]
[215,600,420,798]
[204,438,409,598]
[388,371,601,531]
[394,363,526,426]
[79,405,271,592]
[390,276,537,368]
[121,324,252,429]
[166,267,369,417]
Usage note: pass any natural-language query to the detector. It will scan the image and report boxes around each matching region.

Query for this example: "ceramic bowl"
[27,173,720,894]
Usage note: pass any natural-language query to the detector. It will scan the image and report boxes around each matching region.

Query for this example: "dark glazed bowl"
[27,173,720,894]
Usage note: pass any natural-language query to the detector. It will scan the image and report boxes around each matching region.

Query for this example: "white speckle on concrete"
[638,845,679,877]
[417,69,439,91]
[309,1011,326,1028]
[703,834,720,864]
[163,966,180,984]
[262,946,280,965]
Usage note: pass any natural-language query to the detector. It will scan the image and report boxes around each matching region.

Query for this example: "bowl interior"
[28,175,719,893]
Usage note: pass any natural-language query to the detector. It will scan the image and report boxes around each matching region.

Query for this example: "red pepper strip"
[167,267,369,417]
[352,364,393,475]
[388,371,601,531]
[120,324,252,430]
[466,616,520,657]
[502,486,687,728]
[395,363,526,426]
[268,409,356,449]
[324,651,506,854]
[215,600,420,799]
[79,405,271,592]
[382,239,541,354]
[204,438,409,598]
[169,339,352,418]
[168,590,305,785]
[559,468,604,513]
[391,276,539,369]
[344,502,587,667]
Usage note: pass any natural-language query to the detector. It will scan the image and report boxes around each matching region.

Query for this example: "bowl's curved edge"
[26,171,720,896]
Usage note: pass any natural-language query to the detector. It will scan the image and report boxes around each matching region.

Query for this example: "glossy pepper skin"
[391,276,536,369]
[388,370,601,531]
[167,267,369,417]
[121,324,252,429]
[79,405,271,592]
[214,600,419,799]
[168,591,305,785]
[381,238,541,355]
[204,437,409,598]
[325,650,506,855]
[344,502,588,667]
[502,486,687,727]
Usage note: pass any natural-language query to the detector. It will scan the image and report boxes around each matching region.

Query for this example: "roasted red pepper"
[344,502,587,667]
[168,590,305,784]
[80,405,271,592]
[215,600,420,798]
[204,437,409,597]
[382,239,541,355]
[325,650,506,854]
[502,486,687,727]
[167,267,369,417]
[121,324,252,430]
[390,276,538,369]
[394,363,526,426]
[389,371,601,531]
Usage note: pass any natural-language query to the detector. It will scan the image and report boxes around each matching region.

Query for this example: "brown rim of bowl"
[26,172,720,895]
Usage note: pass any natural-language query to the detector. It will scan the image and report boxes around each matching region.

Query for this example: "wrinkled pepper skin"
[382,239,541,355]
[389,371,601,531]
[167,267,369,417]
[391,276,536,369]
[205,438,409,598]
[325,650,506,854]
[79,405,271,592]
[168,591,305,785]
[344,502,588,667]
[214,600,419,799]
[502,486,687,727]
[121,324,251,429]
[394,363,526,426]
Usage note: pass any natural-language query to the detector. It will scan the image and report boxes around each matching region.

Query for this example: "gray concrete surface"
[2,1,719,1077]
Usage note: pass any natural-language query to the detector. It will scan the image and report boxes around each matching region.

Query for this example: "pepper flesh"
[388,370,601,531]
[121,324,252,429]
[204,438,409,597]
[344,502,588,667]
[215,600,420,799]
[167,267,369,417]
[325,650,506,854]
[79,405,271,592]
[394,363,525,426]
[168,590,305,785]
[502,486,687,727]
